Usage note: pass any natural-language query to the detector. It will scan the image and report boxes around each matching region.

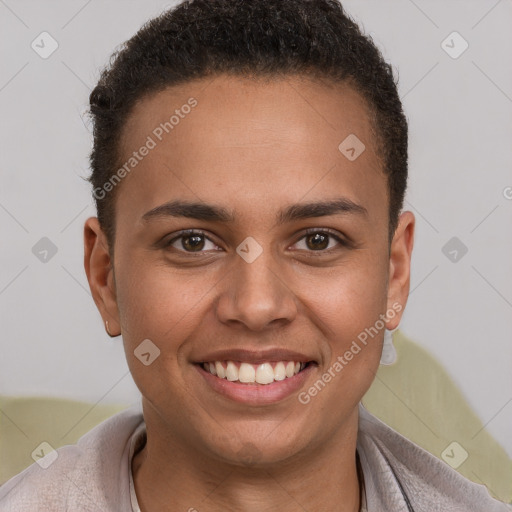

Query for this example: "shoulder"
[0,404,144,512]
[357,404,512,512]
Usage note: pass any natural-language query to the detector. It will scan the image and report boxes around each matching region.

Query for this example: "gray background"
[1,0,511,456]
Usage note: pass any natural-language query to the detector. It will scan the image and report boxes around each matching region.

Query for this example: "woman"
[1,0,509,510]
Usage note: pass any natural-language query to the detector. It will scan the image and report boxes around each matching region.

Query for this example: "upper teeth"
[203,361,306,384]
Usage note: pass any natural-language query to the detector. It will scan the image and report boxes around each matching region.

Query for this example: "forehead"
[116,74,386,227]
[121,74,377,154]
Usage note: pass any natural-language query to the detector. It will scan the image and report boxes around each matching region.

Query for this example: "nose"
[215,246,298,332]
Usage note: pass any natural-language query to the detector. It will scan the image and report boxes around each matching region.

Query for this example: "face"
[85,74,414,467]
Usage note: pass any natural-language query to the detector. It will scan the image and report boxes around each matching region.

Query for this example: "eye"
[163,228,349,255]
[165,230,221,253]
[292,228,347,253]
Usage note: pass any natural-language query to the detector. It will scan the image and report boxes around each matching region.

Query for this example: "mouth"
[199,360,311,385]
[194,354,317,405]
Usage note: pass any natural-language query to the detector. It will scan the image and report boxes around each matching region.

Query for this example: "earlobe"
[83,217,121,336]
[386,211,415,330]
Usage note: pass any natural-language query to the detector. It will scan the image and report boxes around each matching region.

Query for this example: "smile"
[201,360,309,385]
[196,357,316,405]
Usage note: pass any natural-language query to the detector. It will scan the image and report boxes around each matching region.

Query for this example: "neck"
[132,404,361,512]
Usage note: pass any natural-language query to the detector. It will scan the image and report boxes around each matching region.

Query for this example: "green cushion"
[0,396,126,485]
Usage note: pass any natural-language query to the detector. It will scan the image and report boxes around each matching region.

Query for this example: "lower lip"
[196,363,316,405]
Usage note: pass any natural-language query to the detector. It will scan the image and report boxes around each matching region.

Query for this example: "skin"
[84,74,414,512]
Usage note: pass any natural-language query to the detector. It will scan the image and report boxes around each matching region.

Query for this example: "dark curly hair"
[88,0,408,249]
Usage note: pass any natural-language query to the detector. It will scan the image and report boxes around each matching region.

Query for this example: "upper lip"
[193,348,317,365]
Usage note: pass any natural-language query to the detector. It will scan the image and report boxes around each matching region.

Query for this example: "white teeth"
[255,363,274,384]
[215,361,226,379]
[226,361,238,381]
[274,361,286,381]
[239,362,256,383]
[203,360,308,384]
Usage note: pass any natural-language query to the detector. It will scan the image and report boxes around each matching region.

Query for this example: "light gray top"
[0,402,510,511]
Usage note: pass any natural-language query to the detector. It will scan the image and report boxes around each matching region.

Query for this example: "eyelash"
[164,228,349,255]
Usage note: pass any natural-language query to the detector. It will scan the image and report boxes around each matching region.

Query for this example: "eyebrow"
[141,197,368,226]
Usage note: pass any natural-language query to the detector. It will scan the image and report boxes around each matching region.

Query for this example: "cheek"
[311,252,389,375]
[113,262,208,391]
[116,259,206,339]
[334,270,388,337]
[309,251,389,330]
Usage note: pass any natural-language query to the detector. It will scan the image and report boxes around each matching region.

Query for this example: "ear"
[83,217,120,335]
[386,211,415,330]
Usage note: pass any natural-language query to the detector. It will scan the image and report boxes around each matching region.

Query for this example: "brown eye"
[181,234,205,252]
[293,229,347,253]
[166,230,219,253]
[305,232,330,250]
